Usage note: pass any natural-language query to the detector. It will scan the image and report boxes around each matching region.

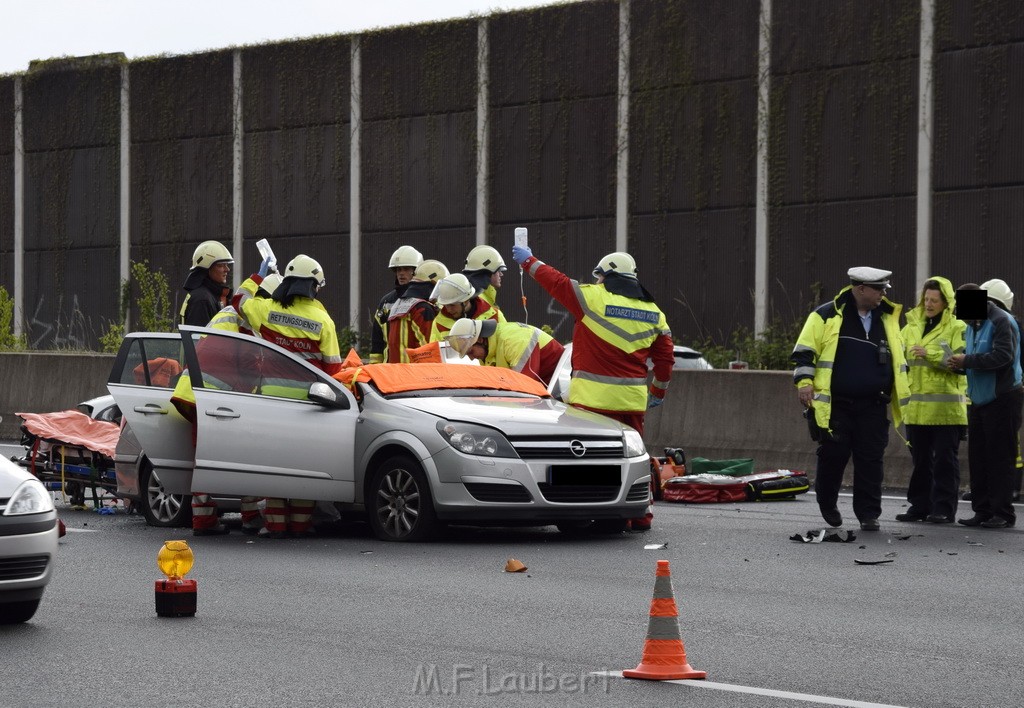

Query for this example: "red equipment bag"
[662,469,809,503]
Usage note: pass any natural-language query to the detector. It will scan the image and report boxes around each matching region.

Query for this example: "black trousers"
[815,398,889,522]
[967,387,1023,524]
[906,424,962,518]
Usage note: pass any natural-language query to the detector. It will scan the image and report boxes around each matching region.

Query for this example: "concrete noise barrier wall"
[0,352,116,441]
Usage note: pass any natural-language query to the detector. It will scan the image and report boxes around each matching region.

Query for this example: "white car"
[107,326,652,541]
[0,457,59,623]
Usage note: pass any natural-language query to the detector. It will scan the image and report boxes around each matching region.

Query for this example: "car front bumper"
[0,511,59,601]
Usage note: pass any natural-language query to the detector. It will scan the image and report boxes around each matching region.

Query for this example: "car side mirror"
[308,382,349,409]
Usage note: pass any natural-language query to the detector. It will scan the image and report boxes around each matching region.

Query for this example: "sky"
[1,0,569,75]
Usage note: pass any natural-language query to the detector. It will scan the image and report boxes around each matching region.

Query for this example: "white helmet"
[593,251,637,278]
[191,240,233,269]
[432,273,475,306]
[413,259,449,283]
[982,278,1014,310]
[446,318,483,356]
[465,245,507,273]
[259,272,284,295]
[389,245,423,269]
[284,254,326,288]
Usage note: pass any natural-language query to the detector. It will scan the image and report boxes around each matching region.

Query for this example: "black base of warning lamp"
[155,578,197,617]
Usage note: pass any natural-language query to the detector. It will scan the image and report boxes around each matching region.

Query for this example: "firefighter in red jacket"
[232,255,340,538]
[428,273,506,342]
[387,259,448,363]
[512,245,674,530]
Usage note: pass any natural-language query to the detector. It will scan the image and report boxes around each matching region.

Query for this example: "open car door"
[106,333,194,495]
[180,327,360,502]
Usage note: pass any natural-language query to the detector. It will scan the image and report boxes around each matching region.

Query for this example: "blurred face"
[393,266,416,286]
[467,339,487,361]
[922,288,945,318]
[442,301,469,319]
[208,262,231,285]
[490,271,503,289]
[853,283,887,310]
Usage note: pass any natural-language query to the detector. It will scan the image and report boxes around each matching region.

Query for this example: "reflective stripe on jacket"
[792,286,910,431]
[429,299,506,342]
[900,276,967,426]
[483,321,563,384]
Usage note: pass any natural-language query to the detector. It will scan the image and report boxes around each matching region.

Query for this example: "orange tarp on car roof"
[331,363,549,397]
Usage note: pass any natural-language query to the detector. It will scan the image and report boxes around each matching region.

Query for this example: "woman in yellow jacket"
[897,276,968,524]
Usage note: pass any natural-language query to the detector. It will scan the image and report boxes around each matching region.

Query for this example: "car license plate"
[548,465,620,486]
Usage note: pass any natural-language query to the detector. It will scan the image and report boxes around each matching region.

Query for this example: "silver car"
[107,327,651,541]
[0,457,59,623]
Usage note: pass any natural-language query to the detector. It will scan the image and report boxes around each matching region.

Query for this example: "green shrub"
[0,286,27,350]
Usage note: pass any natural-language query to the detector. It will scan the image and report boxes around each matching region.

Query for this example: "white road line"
[592,671,909,708]
[63,527,98,533]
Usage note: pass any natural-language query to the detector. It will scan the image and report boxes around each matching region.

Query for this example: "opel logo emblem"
[569,440,587,457]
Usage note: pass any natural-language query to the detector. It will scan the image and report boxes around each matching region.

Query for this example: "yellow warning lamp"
[155,540,198,617]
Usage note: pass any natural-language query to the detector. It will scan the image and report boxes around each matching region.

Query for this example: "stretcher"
[15,410,121,507]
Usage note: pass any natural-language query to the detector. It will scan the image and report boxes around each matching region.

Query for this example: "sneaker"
[961,491,973,501]
[957,515,989,527]
[926,514,954,524]
[895,512,927,522]
[980,517,1012,529]
[821,508,843,527]
[859,519,880,531]
[193,523,229,536]
[258,527,289,539]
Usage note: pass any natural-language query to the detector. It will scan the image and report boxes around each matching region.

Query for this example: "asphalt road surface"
[3,485,1022,708]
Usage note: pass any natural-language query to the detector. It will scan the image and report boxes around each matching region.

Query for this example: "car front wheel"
[366,455,436,542]
[139,461,192,528]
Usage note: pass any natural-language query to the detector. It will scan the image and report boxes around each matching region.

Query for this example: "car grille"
[464,482,533,503]
[0,554,49,581]
[509,436,624,460]
[537,484,620,503]
[626,481,650,502]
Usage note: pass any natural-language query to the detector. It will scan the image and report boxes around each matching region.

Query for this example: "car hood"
[393,395,626,436]
[0,456,36,496]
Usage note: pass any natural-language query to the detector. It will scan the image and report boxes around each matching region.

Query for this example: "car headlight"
[623,429,647,458]
[437,421,519,458]
[4,478,55,516]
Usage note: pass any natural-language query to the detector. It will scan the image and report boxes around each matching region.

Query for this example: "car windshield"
[332,363,551,398]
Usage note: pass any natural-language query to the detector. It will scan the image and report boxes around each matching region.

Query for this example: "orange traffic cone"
[623,559,706,680]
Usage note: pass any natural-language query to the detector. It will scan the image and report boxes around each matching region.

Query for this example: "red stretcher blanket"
[16,410,120,460]
[662,470,810,503]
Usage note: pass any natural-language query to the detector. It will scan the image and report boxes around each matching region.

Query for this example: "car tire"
[366,455,437,542]
[139,461,192,528]
[0,599,40,624]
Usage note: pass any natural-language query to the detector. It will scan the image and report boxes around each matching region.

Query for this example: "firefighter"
[369,245,423,363]
[463,245,507,307]
[447,317,565,386]
[429,273,506,342]
[387,259,448,363]
[182,273,283,537]
[512,245,674,531]
[233,255,340,538]
[180,240,234,326]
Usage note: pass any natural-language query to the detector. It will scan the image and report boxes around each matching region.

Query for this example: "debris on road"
[790,529,857,543]
[504,558,527,573]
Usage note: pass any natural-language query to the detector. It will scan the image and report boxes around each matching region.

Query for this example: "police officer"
[180,241,234,326]
[791,266,910,531]
[369,246,423,363]
[512,246,673,531]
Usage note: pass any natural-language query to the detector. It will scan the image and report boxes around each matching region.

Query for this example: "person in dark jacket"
[179,240,234,327]
[948,283,1023,528]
